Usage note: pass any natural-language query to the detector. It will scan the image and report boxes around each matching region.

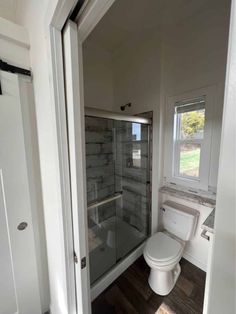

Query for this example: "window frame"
[164,87,215,191]
[173,98,205,181]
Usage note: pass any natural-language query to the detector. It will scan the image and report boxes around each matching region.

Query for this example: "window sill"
[159,183,216,208]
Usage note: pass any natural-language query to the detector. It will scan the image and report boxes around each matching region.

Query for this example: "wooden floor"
[92,257,206,314]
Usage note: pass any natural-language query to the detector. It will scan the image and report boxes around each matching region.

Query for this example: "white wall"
[162,0,230,189]
[94,0,230,271]
[204,0,236,311]
[159,0,230,270]
[112,31,162,115]
[83,42,114,110]
[0,0,17,23]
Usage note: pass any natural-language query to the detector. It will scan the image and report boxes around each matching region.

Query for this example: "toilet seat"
[144,232,184,266]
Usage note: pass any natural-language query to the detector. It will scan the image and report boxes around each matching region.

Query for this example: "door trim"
[45,2,78,314]
[63,20,91,314]
[46,1,119,313]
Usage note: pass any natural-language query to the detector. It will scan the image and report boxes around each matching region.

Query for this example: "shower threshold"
[89,216,147,300]
[90,240,145,300]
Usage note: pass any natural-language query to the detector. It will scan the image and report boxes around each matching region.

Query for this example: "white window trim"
[164,86,216,191]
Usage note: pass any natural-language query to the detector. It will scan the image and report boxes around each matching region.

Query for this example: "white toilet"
[143,200,199,296]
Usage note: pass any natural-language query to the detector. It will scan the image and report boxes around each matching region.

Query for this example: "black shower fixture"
[120,102,131,111]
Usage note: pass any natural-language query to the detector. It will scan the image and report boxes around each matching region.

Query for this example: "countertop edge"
[159,185,216,208]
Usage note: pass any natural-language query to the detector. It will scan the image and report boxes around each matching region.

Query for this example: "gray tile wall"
[85,117,115,205]
[85,117,150,235]
[115,121,150,235]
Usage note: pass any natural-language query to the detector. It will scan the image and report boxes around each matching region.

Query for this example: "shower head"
[120,102,131,111]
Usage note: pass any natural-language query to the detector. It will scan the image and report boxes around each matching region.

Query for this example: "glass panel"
[179,143,201,178]
[87,200,117,284]
[85,116,150,285]
[132,142,141,168]
[115,121,150,260]
[132,123,141,140]
[178,108,205,140]
[85,116,115,204]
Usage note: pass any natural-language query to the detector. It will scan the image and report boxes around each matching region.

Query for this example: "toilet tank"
[162,201,199,241]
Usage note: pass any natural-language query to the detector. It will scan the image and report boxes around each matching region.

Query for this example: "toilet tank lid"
[162,201,199,218]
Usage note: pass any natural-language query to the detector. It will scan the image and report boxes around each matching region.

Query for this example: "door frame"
[45,1,116,313]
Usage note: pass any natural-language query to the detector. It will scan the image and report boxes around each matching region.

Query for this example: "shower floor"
[89,216,146,285]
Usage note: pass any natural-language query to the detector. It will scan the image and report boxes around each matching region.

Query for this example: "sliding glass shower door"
[85,115,151,285]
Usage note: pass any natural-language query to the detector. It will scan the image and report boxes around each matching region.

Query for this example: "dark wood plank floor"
[92,257,206,314]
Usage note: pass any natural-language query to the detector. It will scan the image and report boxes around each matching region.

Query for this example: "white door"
[0,71,41,314]
[63,21,91,314]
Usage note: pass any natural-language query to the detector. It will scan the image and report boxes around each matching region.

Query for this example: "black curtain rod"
[0,59,31,77]
[0,59,31,95]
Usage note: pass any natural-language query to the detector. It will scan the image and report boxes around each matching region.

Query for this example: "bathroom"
[68,0,232,312]
[0,0,235,313]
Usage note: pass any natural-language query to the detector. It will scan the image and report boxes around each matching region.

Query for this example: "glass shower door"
[85,115,151,285]
[114,121,150,260]
[85,116,118,284]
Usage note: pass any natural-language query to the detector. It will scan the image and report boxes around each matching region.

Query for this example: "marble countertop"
[201,209,215,234]
[159,185,216,208]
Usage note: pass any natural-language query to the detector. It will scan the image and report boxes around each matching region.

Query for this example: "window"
[126,123,142,168]
[174,97,205,180]
[132,123,141,167]
[164,87,214,191]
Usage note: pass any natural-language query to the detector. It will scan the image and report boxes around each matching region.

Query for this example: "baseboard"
[183,252,207,272]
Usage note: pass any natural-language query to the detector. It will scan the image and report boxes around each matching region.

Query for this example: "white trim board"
[77,0,116,42]
[63,20,91,314]
[44,1,78,314]
[0,17,29,48]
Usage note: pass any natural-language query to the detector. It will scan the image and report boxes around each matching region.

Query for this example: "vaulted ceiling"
[85,0,216,53]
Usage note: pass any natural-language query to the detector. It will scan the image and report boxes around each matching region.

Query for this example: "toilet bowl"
[143,201,199,295]
[144,232,185,295]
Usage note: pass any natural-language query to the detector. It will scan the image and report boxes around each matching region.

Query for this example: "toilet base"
[148,263,181,296]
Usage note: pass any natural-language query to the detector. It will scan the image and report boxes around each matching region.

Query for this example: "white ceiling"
[85,0,213,53]
[0,0,17,22]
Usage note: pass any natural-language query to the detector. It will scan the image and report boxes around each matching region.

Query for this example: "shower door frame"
[85,110,152,299]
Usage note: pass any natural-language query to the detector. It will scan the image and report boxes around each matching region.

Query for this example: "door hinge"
[81,256,86,269]
[73,252,86,269]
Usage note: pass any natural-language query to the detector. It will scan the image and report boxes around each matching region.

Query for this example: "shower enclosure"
[85,108,151,285]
